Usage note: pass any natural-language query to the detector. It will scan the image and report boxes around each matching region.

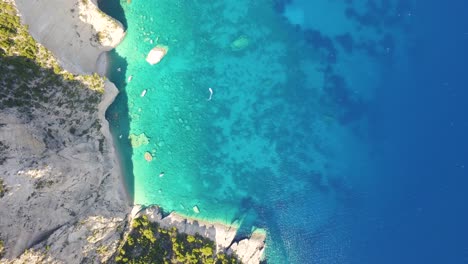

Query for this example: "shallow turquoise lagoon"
[102,0,407,262]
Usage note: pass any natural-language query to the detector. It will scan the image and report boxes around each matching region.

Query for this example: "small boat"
[117,67,121,72]
[159,172,165,177]
[127,75,133,82]
[141,89,147,97]
[207,87,213,101]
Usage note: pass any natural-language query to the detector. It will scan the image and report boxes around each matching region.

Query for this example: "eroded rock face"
[14,0,125,74]
[0,82,130,263]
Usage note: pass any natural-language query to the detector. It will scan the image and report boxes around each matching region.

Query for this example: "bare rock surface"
[0,81,129,263]
[14,0,125,74]
[146,46,168,65]
[134,206,266,264]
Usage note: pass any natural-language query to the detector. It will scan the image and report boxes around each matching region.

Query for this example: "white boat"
[127,75,133,82]
[141,89,147,97]
[207,87,213,101]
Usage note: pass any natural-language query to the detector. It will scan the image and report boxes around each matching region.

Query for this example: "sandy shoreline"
[96,52,109,77]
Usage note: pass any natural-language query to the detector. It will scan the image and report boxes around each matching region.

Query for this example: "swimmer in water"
[207,87,213,101]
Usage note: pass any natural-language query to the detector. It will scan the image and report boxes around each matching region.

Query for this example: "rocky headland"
[14,0,125,74]
[132,206,266,264]
[0,0,266,263]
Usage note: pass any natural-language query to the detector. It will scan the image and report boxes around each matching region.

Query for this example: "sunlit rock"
[146,45,168,65]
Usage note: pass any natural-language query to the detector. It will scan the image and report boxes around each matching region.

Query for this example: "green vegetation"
[115,216,241,264]
[0,178,5,198]
[0,141,8,166]
[0,1,105,144]
[0,239,4,259]
[96,31,106,44]
[34,179,55,189]
[0,1,104,111]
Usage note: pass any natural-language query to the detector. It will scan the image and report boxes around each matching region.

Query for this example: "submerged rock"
[230,35,250,51]
[129,133,150,148]
[146,45,168,65]
[144,151,153,162]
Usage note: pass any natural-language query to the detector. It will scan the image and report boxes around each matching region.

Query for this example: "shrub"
[115,216,242,264]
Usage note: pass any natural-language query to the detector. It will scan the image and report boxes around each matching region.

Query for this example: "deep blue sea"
[100,0,468,263]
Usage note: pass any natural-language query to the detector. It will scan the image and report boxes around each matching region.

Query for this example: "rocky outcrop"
[146,46,168,65]
[14,0,125,74]
[228,232,266,264]
[133,206,266,264]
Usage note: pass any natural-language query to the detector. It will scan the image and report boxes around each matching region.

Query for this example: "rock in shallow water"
[128,133,149,148]
[230,35,250,51]
[144,151,153,162]
[146,45,168,65]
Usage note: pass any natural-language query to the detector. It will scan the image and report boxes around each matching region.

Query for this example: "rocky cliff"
[133,206,266,264]
[0,0,129,262]
[14,0,125,74]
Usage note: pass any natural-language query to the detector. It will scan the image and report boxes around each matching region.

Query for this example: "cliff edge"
[14,0,125,74]
[0,0,129,262]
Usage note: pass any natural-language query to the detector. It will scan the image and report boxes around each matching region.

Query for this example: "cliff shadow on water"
[105,49,135,202]
[97,0,128,30]
[96,0,135,201]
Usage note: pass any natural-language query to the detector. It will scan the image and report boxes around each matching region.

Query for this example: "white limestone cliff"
[0,81,130,263]
[14,0,125,74]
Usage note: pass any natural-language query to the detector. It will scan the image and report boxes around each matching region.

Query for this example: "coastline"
[132,205,266,263]
[9,0,267,262]
[93,3,268,262]
[93,5,268,263]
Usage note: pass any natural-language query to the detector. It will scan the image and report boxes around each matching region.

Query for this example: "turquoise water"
[102,0,413,262]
